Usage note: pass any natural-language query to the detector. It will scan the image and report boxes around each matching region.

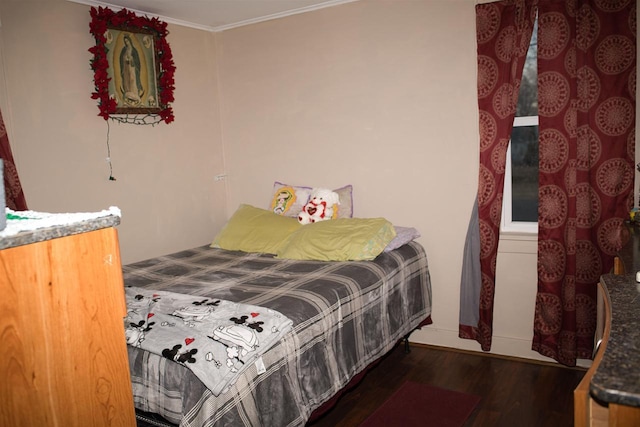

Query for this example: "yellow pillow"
[212,204,302,254]
[276,218,396,261]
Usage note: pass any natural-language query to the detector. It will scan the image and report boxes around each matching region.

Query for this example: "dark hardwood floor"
[308,343,586,427]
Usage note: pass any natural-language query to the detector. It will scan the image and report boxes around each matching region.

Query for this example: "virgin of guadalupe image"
[119,33,144,106]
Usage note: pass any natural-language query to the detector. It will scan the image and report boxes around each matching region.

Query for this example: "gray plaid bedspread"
[123,241,432,427]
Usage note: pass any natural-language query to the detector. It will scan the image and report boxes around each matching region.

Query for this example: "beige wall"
[216,0,554,362]
[0,0,588,362]
[0,0,228,264]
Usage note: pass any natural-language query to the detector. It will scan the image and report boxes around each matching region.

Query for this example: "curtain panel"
[459,0,537,351]
[532,0,636,366]
[0,109,27,211]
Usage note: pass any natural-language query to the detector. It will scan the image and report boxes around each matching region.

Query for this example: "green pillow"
[212,204,302,254]
[276,218,396,261]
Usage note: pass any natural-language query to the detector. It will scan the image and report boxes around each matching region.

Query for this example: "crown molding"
[67,0,359,32]
[211,0,359,32]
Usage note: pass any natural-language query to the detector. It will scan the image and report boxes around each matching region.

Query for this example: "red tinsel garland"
[88,7,175,124]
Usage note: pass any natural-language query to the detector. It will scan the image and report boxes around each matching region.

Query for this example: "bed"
[122,200,432,427]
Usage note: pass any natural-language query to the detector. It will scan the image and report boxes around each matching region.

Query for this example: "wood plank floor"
[308,343,587,427]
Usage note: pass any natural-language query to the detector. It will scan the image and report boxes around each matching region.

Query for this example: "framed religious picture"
[106,28,160,114]
[89,7,175,123]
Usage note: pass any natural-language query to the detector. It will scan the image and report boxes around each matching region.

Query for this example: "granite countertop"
[590,274,640,407]
[0,207,121,250]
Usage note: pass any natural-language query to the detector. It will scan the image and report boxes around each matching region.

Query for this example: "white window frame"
[501,115,539,235]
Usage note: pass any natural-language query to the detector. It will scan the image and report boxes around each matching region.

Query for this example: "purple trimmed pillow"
[384,226,420,252]
[269,182,353,219]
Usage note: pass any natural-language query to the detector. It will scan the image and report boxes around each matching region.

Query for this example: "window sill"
[500,231,538,241]
[498,231,538,254]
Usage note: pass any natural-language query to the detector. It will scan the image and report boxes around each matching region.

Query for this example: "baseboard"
[410,326,592,369]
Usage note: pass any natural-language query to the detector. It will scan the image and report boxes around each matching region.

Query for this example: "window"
[502,19,538,234]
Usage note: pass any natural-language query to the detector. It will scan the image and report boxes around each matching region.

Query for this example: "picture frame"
[89,7,175,123]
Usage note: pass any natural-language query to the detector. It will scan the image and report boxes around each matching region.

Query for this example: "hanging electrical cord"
[99,107,168,183]
[104,114,165,181]
[106,119,115,181]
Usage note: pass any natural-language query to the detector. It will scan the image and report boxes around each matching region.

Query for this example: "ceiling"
[69,0,358,32]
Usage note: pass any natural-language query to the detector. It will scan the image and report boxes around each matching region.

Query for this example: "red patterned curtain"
[459,0,537,351]
[532,0,635,365]
[0,109,27,210]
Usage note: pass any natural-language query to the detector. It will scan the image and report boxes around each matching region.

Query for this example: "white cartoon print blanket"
[124,286,293,396]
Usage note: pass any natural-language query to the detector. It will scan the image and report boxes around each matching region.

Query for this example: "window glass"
[510,125,539,222]
[516,22,537,117]
[504,19,538,231]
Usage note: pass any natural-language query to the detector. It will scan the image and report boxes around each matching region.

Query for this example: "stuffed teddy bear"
[298,188,340,225]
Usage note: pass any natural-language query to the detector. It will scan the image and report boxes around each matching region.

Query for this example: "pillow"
[211,204,301,254]
[269,182,353,219]
[277,218,396,261]
[269,183,312,218]
[384,226,421,252]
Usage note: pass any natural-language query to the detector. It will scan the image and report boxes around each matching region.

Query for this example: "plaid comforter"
[123,242,432,427]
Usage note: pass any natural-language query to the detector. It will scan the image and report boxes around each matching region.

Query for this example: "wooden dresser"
[574,222,640,426]
[0,210,136,426]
